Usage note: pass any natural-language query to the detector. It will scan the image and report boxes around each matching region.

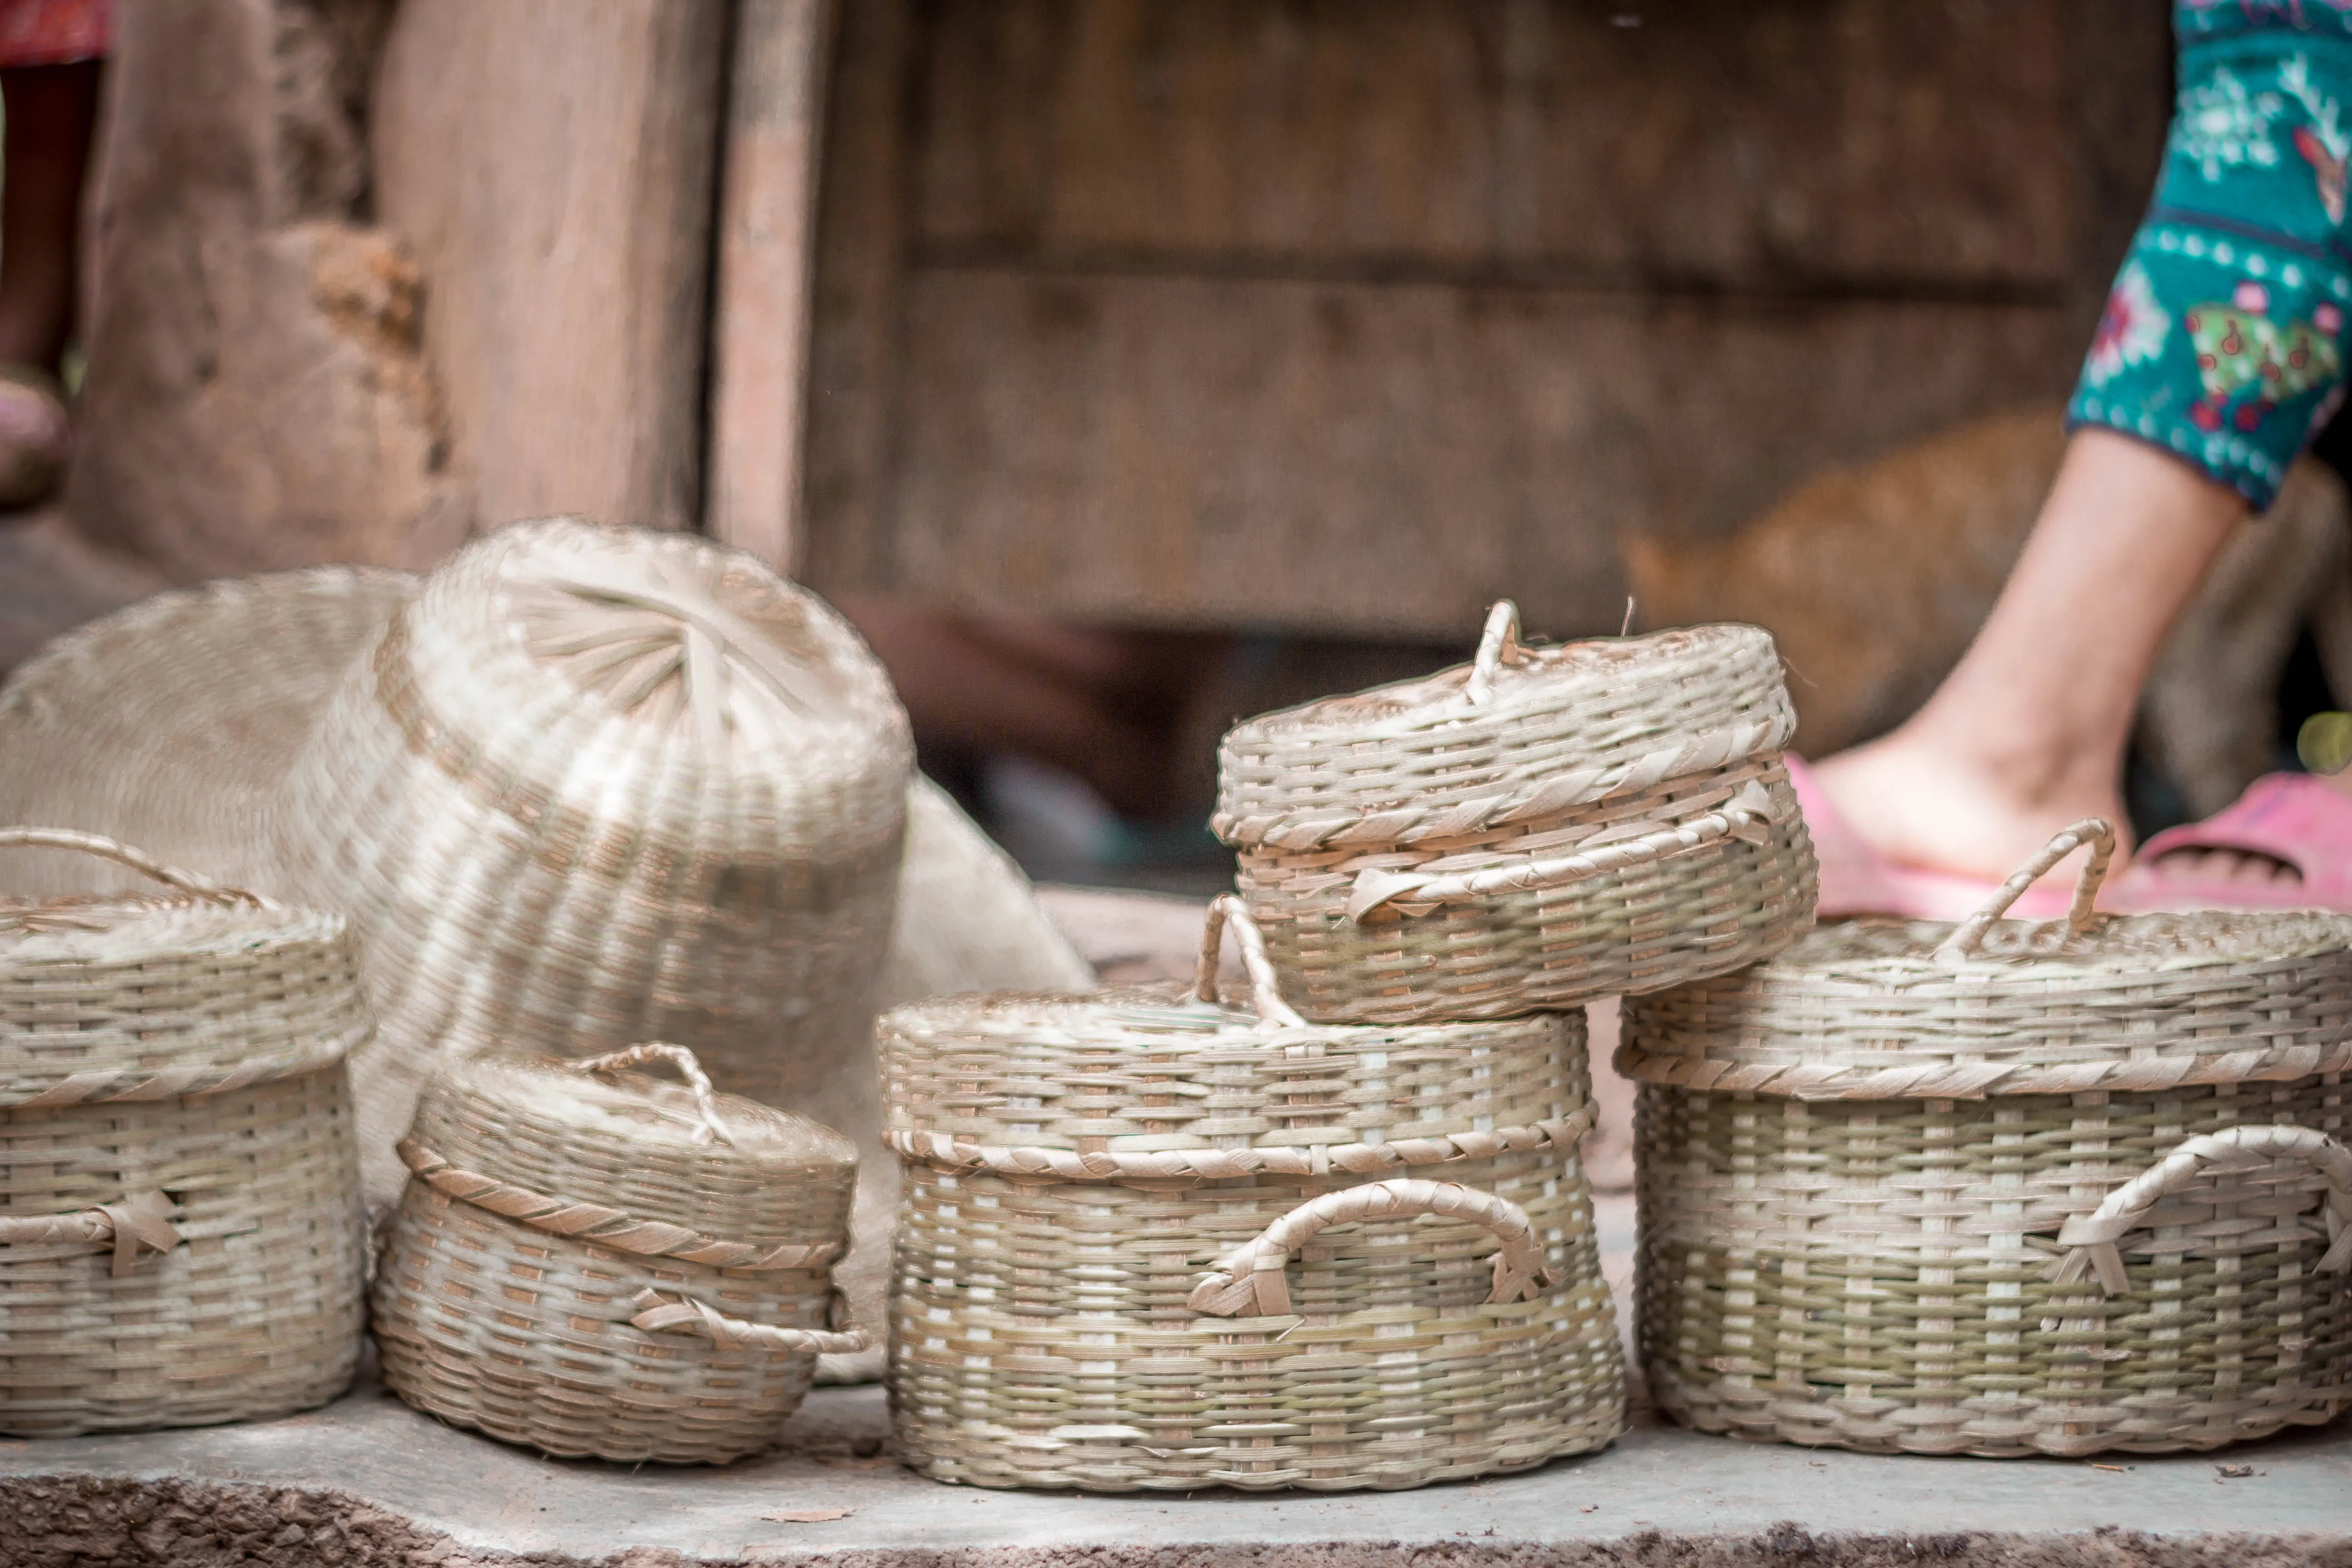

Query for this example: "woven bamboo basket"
[1621,819,2352,1457]
[1215,602,1817,1024]
[0,555,1085,1384]
[372,1043,865,1463]
[0,828,371,1437]
[882,895,1623,1492]
[266,519,915,1206]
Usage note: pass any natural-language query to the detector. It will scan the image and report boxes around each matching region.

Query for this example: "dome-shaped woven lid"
[882,896,1588,1178]
[0,827,369,1107]
[1213,601,1796,849]
[380,517,911,849]
[403,1044,855,1248]
[1618,819,2352,1100]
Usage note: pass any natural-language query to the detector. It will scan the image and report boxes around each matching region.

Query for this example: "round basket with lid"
[0,828,372,1437]
[267,518,915,1208]
[1620,820,2352,1457]
[372,1042,863,1464]
[882,896,1622,1492]
[1215,603,1817,1024]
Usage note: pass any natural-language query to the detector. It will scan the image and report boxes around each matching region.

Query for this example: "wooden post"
[706,0,840,575]
[370,0,729,535]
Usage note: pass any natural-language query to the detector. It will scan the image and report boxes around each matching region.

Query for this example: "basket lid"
[418,517,909,771]
[1213,601,1796,850]
[1617,819,2352,1100]
[0,827,369,1107]
[882,896,1589,1179]
[403,1044,856,1247]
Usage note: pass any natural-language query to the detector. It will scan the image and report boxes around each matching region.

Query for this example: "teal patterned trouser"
[2071,9,2352,509]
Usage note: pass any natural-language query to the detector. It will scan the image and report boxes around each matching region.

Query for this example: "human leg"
[1809,428,2246,882]
[0,59,98,372]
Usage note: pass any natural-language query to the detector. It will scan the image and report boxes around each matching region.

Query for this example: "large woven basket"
[0,555,1084,1384]
[0,828,371,1437]
[1215,603,1816,1024]
[882,896,1623,1492]
[372,1043,864,1463]
[266,519,916,1205]
[1621,819,2352,1457]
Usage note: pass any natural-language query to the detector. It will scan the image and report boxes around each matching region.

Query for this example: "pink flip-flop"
[2107,773,2352,912]
[1787,755,2085,921]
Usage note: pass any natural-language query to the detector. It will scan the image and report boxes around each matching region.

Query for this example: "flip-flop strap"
[2136,773,2341,887]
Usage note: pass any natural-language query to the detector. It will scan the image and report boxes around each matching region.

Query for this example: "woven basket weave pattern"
[892,1145,1622,1491]
[1213,621,1796,849]
[0,833,371,1437]
[1622,832,2352,1457]
[1215,612,1814,1023]
[1,1073,368,1436]
[270,520,912,1203]
[1634,1080,2352,1456]
[882,906,1624,1493]
[1238,758,1814,1023]
[883,990,1586,1160]
[370,1049,860,1464]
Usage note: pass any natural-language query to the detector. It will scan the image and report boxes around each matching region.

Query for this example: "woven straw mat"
[0,565,412,896]
[1215,603,1816,1024]
[372,1043,862,1463]
[880,894,1623,1492]
[0,828,371,1437]
[265,518,914,1207]
[1620,818,2352,1457]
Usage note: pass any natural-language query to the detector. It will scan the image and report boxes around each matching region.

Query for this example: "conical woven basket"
[372,1043,863,1464]
[0,828,371,1437]
[1215,603,1817,1024]
[266,519,915,1205]
[882,896,1623,1492]
[1621,820,2352,1457]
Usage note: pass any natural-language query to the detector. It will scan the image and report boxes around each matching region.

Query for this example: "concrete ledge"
[7,1376,2352,1567]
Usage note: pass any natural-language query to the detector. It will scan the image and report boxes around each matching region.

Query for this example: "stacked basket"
[1622,821,2352,1456]
[881,602,1821,1490]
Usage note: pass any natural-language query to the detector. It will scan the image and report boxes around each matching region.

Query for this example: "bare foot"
[1810,728,2132,883]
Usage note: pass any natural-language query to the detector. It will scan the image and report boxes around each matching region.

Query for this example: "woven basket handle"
[1196,894,1307,1028]
[569,1044,735,1147]
[1188,1177,1556,1318]
[0,1190,181,1277]
[0,827,255,906]
[1932,818,2114,966]
[1464,600,1529,706]
[629,1287,870,1356]
[1347,779,1779,921]
[2053,1124,2352,1297]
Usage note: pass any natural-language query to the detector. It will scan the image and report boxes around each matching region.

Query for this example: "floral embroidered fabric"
[2072,5,2352,508]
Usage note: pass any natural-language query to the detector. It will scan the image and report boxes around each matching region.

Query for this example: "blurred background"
[10,0,2341,896]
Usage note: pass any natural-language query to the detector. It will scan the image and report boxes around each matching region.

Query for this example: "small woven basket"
[1215,603,1817,1024]
[0,828,371,1437]
[372,1043,865,1463]
[268,519,915,1206]
[1622,820,2352,1457]
[882,896,1623,1492]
